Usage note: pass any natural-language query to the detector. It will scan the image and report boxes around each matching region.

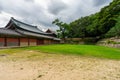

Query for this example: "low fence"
[62,37,99,44]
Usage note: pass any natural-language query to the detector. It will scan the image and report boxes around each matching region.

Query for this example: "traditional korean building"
[0,17,60,47]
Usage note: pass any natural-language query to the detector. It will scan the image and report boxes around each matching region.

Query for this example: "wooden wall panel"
[20,38,28,42]
[0,38,4,42]
[29,39,37,46]
[0,38,4,47]
[20,38,28,46]
[37,39,44,45]
[0,37,59,47]
[44,39,52,44]
[20,42,28,46]
[7,38,18,42]
[52,40,59,44]
[7,38,19,46]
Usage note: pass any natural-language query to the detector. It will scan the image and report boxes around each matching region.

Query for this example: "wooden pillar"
[18,38,20,46]
[28,38,30,46]
[4,37,7,47]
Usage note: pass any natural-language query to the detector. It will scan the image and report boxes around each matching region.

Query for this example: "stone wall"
[97,37,120,48]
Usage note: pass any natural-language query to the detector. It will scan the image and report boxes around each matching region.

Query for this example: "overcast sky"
[0,0,112,31]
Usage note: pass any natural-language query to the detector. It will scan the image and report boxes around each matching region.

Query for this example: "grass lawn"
[0,44,120,60]
[22,44,120,60]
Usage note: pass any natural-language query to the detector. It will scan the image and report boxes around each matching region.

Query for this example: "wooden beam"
[4,37,7,47]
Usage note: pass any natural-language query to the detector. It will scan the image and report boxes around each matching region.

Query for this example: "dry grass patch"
[0,50,120,80]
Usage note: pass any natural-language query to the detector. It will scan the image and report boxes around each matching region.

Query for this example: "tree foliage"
[53,0,120,38]
[52,19,70,38]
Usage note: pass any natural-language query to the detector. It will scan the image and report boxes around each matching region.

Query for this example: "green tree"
[52,19,70,38]
[52,0,120,39]
[69,0,120,38]
[97,0,120,35]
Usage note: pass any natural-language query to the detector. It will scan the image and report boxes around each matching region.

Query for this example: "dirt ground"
[0,50,120,80]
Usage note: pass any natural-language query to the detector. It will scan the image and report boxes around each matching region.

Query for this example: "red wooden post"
[18,38,20,46]
[4,37,7,47]
[28,38,30,46]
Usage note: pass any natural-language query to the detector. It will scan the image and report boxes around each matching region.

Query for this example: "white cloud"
[48,0,68,15]
[0,12,22,27]
[0,0,112,30]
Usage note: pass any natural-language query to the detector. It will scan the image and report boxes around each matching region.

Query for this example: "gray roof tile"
[2,17,60,41]
[0,28,21,36]
[11,18,52,35]
[16,29,54,39]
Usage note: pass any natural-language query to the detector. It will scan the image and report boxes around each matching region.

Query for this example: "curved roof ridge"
[10,17,52,35]
[11,17,40,29]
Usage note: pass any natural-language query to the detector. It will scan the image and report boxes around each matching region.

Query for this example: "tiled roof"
[0,28,21,36]
[11,18,52,35]
[16,29,60,40]
[2,17,60,41]
[16,29,54,39]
